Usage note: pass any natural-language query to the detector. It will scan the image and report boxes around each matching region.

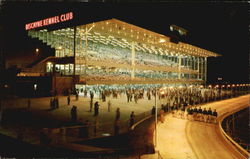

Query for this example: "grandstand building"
[23,18,219,95]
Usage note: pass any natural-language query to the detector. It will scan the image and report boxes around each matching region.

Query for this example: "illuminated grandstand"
[27,18,219,88]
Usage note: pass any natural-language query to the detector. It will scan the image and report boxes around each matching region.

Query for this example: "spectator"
[116,108,120,120]
[55,97,59,109]
[207,107,213,122]
[67,95,70,105]
[108,100,111,112]
[90,91,94,102]
[71,105,77,122]
[94,102,99,116]
[151,106,156,115]
[202,108,208,122]
[159,109,164,123]
[212,109,218,124]
[75,92,79,101]
[89,100,93,112]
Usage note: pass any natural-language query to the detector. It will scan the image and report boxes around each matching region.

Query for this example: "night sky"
[0,1,249,83]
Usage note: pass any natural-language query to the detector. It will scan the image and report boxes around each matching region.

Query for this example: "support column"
[131,41,135,79]
[197,57,200,80]
[84,26,88,82]
[73,26,76,77]
[200,57,204,82]
[204,57,207,84]
[178,56,181,79]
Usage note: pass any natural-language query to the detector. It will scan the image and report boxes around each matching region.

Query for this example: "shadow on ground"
[0,107,155,158]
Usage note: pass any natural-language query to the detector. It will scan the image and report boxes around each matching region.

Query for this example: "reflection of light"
[102,133,110,136]
[34,84,37,90]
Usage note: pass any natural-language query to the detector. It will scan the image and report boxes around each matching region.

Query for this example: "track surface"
[155,95,249,159]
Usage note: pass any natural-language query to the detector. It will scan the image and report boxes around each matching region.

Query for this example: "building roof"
[36,18,220,57]
[77,18,220,57]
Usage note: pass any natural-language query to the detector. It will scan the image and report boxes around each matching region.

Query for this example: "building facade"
[25,18,219,94]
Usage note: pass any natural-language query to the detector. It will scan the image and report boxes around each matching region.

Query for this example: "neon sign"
[25,12,73,30]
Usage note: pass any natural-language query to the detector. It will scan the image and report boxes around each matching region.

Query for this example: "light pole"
[154,87,165,149]
[236,84,239,96]
[154,87,157,149]
[227,85,231,98]
[208,85,212,102]
[231,84,235,97]
[215,85,219,101]
[221,85,225,99]
[199,85,203,104]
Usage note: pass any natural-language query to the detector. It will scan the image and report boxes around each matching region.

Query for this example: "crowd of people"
[43,85,226,141]
[85,40,193,70]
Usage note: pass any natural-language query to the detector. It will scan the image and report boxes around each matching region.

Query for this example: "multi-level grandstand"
[24,18,219,94]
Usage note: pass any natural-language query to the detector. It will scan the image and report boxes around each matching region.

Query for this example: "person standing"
[160,109,164,123]
[151,106,156,115]
[207,108,213,123]
[75,92,79,101]
[212,109,218,124]
[90,91,94,103]
[89,100,93,112]
[115,108,120,120]
[55,97,59,109]
[84,89,87,97]
[67,95,70,105]
[108,100,111,112]
[94,102,99,116]
[130,111,135,127]
[202,108,208,122]
[126,90,130,103]
[71,105,77,122]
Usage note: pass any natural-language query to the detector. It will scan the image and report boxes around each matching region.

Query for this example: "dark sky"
[0,1,249,83]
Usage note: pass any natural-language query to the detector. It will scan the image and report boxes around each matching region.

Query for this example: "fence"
[219,108,250,158]
[41,109,156,145]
